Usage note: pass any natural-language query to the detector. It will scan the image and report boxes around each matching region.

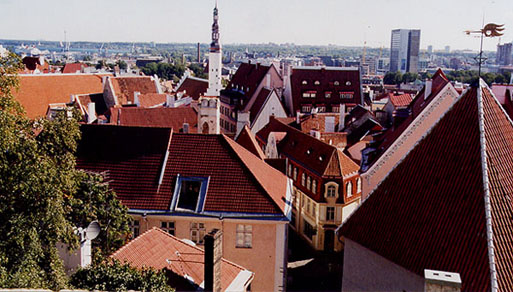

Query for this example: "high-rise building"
[389,29,421,73]
[427,45,433,54]
[497,43,512,66]
[205,2,222,97]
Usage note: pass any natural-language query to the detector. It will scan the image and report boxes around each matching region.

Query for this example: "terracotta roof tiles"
[111,227,250,291]
[389,93,413,107]
[175,76,208,100]
[110,76,158,105]
[110,107,197,132]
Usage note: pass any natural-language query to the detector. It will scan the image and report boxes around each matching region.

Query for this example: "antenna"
[85,221,101,241]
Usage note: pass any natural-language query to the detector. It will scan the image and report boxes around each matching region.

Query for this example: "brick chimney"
[204,229,223,292]
[424,269,461,292]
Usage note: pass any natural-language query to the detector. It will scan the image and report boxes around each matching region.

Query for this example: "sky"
[0,0,512,51]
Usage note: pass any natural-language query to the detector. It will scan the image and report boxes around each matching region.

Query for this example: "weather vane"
[465,23,505,77]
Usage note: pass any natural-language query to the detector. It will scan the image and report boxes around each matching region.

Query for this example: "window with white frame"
[190,222,206,244]
[130,219,140,238]
[288,164,292,177]
[346,181,353,197]
[302,80,308,85]
[326,206,335,221]
[327,185,336,197]
[357,177,362,193]
[293,167,298,181]
[302,105,312,113]
[161,221,175,236]
[307,176,311,191]
[301,173,306,187]
[312,180,317,194]
[325,92,332,98]
[236,224,252,248]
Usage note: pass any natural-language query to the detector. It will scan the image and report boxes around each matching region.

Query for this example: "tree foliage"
[70,260,174,292]
[0,52,131,289]
[141,62,186,81]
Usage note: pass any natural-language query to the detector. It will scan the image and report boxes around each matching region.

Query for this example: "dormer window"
[306,148,313,155]
[346,81,352,86]
[346,181,353,197]
[302,80,308,85]
[327,185,336,197]
[314,80,320,85]
[334,81,340,86]
[172,175,208,213]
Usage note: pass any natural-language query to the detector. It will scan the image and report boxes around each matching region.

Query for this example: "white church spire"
[205,1,222,97]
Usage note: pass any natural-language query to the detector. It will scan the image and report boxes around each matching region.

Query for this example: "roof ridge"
[477,79,498,291]
[110,227,157,259]
[342,85,474,228]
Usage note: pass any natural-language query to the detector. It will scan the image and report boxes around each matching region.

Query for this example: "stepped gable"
[339,80,513,291]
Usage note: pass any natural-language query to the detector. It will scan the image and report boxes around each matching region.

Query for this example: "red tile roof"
[76,125,289,216]
[236,125,266,160]
[110,76,158,105]
[248,88,272,123]
[339,81,513,291]
[290,67,362,113]
[389,93,413,107]
[75,93,108,119]
[226,62,272,100]
[62,63,88,74]
[138,93,168,108]
[175,76,208,100]
[111,227,251,291]
[14,74,110,119]
[110,107,197,132]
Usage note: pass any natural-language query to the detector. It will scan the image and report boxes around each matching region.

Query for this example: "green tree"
[0,52,131,289]
[116,60,127,70]
[383,71,402,85]
[70,260,174,292]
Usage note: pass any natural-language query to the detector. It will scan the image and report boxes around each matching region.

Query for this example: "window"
[326,207,335,221]
[176,180,202,211]
[303,219,316,240]
[312,180,317,194]
[288,164,293,177]
[190,222,206,244]
[236,224,252,248]
[314,80,320,85]
[130,219,140,238]
[346,81,352,86]
[332,106,340,113]
[302,92,310,98]
[161,221,175,236]
[312,203,317,217]
[302,80,308,85]
[340,93,354,99]
[346,181,353,197]
[327,185,336,197]
[293,167,298,181]
[310,92,316,98]
[302,105,312,113]
[307,176,311,191]
[306,200,311,214]
[325,92,332,98]
[357,178,362,193]
[301,173,306,187]
[317,106,326,113]
[334,81,340,86]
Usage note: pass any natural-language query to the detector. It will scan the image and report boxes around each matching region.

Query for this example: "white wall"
[251,90,288,134]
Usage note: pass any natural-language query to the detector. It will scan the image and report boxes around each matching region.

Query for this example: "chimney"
[338,104,346,131]
[166,94,175,107]
[296,111,301,124]
[310,129,321,140]
[134,91,141,107]
[204,229,223,292]
[183,123,189,133]
[197,42,201,63]
[87,102,96,124]
[424,79,432,100]
[424,269,461,292]
[256,62,260,70]
[325,116,335,132]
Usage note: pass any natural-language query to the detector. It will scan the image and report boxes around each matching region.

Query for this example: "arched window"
[307,176,311,191]
[357,178,362,193]
[346,181,353,197]
[334,81,340,86]
[302,80,308,85]
[202,99,209,107]
[314,80,320,85]
[327,185,336,197]
[301,173,306,187]
[293,167,298,181]
[312,180,317,194]
[202,122,209,134]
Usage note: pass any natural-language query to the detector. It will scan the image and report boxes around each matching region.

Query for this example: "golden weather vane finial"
[465,23,506,77]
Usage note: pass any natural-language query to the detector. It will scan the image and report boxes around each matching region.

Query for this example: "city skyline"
[0,0,512,51]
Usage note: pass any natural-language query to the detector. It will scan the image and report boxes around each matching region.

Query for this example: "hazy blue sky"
[0,0,512,51]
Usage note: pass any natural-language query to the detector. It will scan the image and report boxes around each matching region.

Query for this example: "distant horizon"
[1,0,511,52]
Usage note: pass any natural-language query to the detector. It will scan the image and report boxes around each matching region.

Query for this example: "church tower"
[205,1,222,97]
[199,2,221,134]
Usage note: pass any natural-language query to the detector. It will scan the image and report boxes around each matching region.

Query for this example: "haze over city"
[1,0,512,51]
